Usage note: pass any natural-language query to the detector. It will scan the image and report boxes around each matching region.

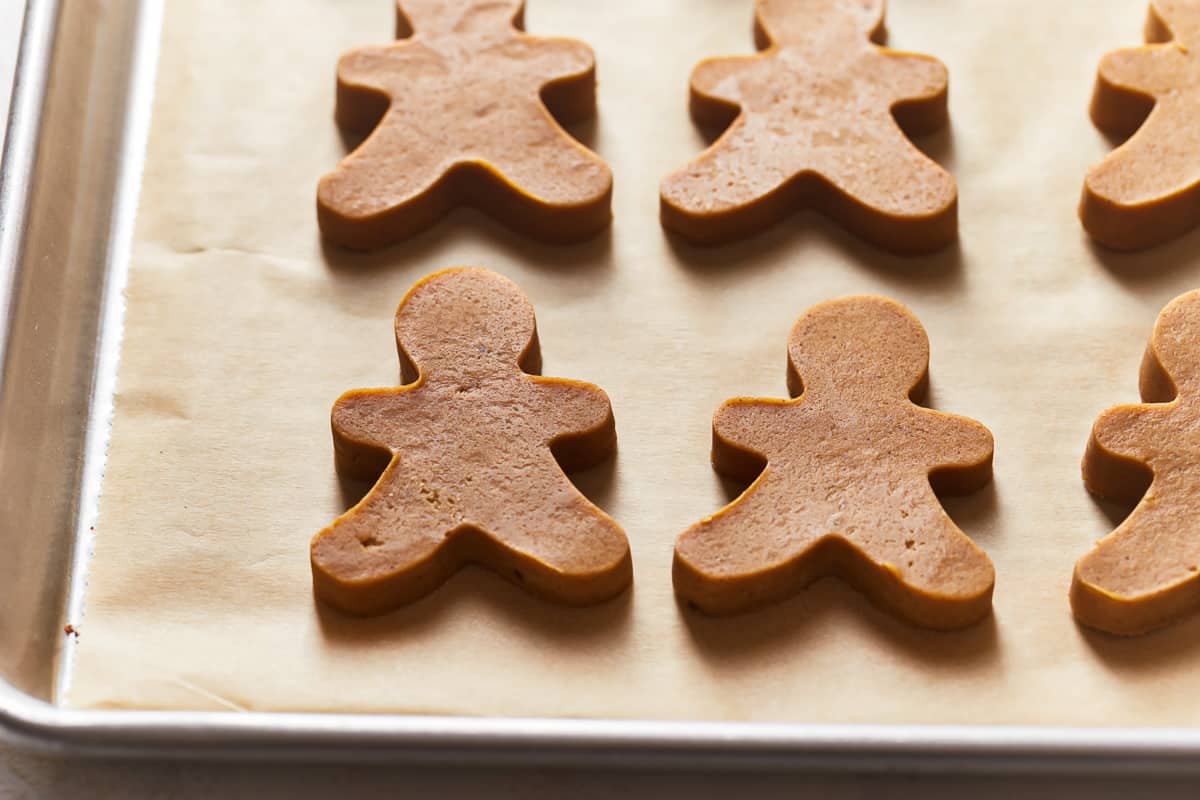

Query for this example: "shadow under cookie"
[664,213,965,296]
[1076,611,1200,673]
[318,208,614,277]
[677,578,1000,672]
[314,565,635,650]
[1084,225,1200,288]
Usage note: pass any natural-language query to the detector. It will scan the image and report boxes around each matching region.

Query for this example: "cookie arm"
[711,399,787,484]
[335,43,447,134]
[691,56,757,100]
[531,378,617,473]
[1090,46,1183,136]
[513,37,599,126]
[876,51,949,136]
[1097,46,1183,97]
[334,45,403,135]
[330,389,403,480]
[689,56,758,129]
[924,411,993,495]
[519,37,595,82]
[1082,404,1165,503]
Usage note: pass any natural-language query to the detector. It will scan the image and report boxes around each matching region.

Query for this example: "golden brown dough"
[674,295,994,629]
[659,0,956,253]
[317,0,612,250]
[310,267,630,615]
[1081,1,1200,250]
[1072,289,1200,635]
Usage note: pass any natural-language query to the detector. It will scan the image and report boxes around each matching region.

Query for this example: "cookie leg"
[316,125,456,250]
[847,510,995,630]
[675,480,993,629]
[1072,493,1200,635]
[673,477,827,615]
[1081,106,1200,250]
[659,122,801,245]
[472,114,612,243]
[310,464,457,615]
[820,129,957,254]
[473,481,631,605]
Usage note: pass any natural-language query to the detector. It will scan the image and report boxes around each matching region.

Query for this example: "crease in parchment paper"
[65,0,1200,726]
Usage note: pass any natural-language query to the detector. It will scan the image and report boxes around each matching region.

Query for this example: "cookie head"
[395,267,538,381]
[756,0,884,46]
[787,295,929,399]
[397,0,524,38]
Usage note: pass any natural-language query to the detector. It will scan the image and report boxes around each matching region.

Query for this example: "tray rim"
[3,0,1200,770]
[7,677,1200,770]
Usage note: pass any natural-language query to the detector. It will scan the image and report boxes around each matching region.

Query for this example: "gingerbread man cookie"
[1081,1,1200,250]
[1073,290,1200,635]
[317,1,612,250]
[311,268,631,615]
[674,296,994,629]
[659,0,956,253]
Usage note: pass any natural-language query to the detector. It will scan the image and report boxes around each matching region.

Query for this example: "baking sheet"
[64,0,1200,725]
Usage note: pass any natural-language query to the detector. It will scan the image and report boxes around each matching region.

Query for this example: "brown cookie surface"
[317,1,612,250]
[1081,1,1200,250]
[1073,289,1200,635]
[659,0,956,253]
[674,296,994,629]
[311,267,630,615]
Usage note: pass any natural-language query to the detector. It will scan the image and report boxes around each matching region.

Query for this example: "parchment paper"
[65,0,1200,725]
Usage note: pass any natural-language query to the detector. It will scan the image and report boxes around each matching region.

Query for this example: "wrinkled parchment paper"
[65,0,1200,725]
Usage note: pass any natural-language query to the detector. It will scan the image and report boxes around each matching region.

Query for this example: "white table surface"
[2,1,1199,796]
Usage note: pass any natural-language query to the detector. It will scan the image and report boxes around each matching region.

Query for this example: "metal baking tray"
[3,0,1200,769]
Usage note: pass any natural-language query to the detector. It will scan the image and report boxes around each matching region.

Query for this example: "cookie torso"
[674,296,995,629]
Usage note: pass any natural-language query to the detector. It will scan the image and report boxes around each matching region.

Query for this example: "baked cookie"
[1073,289,1200,635]
[674,296,994,629]
[311,267,631,615]
[1081,1,1200,250]
[318,1,612,250]
[660,0,956,253]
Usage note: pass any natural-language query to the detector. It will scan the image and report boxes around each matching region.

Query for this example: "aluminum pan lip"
[1,676,1200,771]
[0,0,56,343]
[0,0,1198,770]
